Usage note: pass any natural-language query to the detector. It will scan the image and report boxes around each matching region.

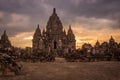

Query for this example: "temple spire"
[53,8,56,14]
[46,8,63,33]
[69,25,71,29]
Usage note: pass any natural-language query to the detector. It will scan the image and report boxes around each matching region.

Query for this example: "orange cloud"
[9,24,120,49]
[10,31,34,48]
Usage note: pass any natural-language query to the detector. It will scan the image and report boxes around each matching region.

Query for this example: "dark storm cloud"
[0,0,49,36]
[0,13,11,24]
[0,0,120,37]
[0,0,119,20]
[0,26,34,37]
[45,0,120,19]
[45,0,120,28]
[0,0,46,15]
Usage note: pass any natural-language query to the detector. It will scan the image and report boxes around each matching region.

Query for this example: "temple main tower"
[32,8,76,54]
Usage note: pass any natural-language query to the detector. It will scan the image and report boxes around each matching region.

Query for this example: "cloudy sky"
[0,0,120,48]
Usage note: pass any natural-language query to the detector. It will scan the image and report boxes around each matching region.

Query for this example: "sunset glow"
[0,0,120,49]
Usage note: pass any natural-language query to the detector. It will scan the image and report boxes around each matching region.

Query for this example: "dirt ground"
[0,61,120,80]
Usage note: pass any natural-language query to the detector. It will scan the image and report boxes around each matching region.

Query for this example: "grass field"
[0,61,120,80]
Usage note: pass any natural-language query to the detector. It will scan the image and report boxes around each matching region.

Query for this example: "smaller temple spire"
[4,30,6,34]
[110,36,113,40]
[67,25,75,41]
[69,25,71,29]
[94,40,100,48]
[34,24,41,37]
[63,29,66,36]
[96,40,99,43]
[43,29,45,33]
[42,29,46,35]
[37,24,39,29]
[96,40,100,45]
[68,25,72,33]
[110,35,115,41]
[63,29,66,33]
[2,30,8,39]
[109,35,115,43]
[36,24,41,33]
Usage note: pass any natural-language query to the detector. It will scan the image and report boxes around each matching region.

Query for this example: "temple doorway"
[54,40,57,49]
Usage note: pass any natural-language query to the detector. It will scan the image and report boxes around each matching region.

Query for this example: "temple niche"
[32,8,76,55]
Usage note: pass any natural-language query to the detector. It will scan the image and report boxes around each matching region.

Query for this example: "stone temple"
[32,8,76,54]
[0,30,12,51]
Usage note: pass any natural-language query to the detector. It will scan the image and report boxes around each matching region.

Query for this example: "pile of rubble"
[0,53,22,76]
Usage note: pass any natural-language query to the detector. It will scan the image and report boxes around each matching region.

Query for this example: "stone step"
[55,57,66,62]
